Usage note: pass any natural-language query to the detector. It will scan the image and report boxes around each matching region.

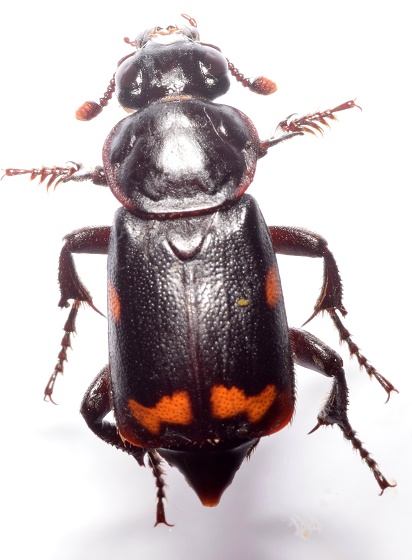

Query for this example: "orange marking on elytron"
[210,384,276,423]
[129,391,193,434]
[108,281,121,323]
[265,265,281,308]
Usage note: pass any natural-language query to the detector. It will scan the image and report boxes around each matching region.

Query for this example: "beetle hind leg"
[290,327,395,493]
[80,365,173,525]
[80,365,145,462]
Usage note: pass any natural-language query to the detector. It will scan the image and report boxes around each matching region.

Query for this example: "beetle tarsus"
[147,451,173,527]
[329,99,362,114]
[328,308,398,399]
[1,163,82,190]
[337,421,396,494]
[278,100,362,135]
[44,299,80,401]
[262,100,361,150]
[44,371,60,404]
[291,327,394,493]
[2,162,109,189]
[311,414,396,494]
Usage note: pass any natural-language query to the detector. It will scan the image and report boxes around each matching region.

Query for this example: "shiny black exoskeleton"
[102,24,295,509]
[5,14,396,525]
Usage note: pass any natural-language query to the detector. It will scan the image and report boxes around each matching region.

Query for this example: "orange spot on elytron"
[265,265,281,308]
[210,384,276,423]
[108,282,121,323]
[129,391,193,434]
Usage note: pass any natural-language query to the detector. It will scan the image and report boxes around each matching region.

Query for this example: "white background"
[0,1,410,559]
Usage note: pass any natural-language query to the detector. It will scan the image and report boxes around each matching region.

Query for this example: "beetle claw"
[308,421,323,435]
[86,300,106,318]
[44,372,60,404]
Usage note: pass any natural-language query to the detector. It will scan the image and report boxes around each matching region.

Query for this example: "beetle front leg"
[270,226,397,399]
[45,226,111,402]
[289,327,395,494]
[258,100,361,154]
[2,163,108,189]
[81,365,172,526]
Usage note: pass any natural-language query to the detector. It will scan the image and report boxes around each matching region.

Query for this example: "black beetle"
[4,14,396,525]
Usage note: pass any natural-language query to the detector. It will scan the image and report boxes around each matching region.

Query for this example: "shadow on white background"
[0,1,410,559]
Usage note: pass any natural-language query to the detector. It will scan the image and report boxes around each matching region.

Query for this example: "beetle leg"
[259,100,361,154]
[80,366,138,454]
[327,309,397,401]
[58,226,111,308]
[44,226,111,402]
[290,327,395,494]
[81,366,172,526]
[62,165,108,187]
[268,226,345,319]
[2,163,108,189]
[147,451,174,527]
[269,226,397,400]
[44,300,81,403]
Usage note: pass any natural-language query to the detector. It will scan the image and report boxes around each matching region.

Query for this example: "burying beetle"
[4,14,396,525]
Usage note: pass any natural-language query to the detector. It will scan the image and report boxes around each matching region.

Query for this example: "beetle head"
[133,14,199,49]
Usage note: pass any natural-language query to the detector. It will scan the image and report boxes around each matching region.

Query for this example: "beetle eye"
[190,28,200,41]
[135,31,146,47]
[203,49,227,76]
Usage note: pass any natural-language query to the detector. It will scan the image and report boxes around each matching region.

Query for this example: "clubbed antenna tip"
[75,75,116,121]
[226,59,277,95]
[76,101,103,121]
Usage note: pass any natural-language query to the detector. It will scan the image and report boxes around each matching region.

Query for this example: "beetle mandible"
[4,14,396,525]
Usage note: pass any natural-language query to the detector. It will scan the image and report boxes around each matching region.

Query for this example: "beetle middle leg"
[45,226,111,402]
[290,327,395,493]
[269,226,397,399]
[269,226,345,318]
[80,365,172,526]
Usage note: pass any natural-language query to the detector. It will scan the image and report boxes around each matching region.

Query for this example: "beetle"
[4,14,396,525]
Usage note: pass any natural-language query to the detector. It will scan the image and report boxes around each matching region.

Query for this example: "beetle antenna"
[124,36,137,47]
[181,13,197,27]
[75,74,116,121]
[226,59,277,95]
